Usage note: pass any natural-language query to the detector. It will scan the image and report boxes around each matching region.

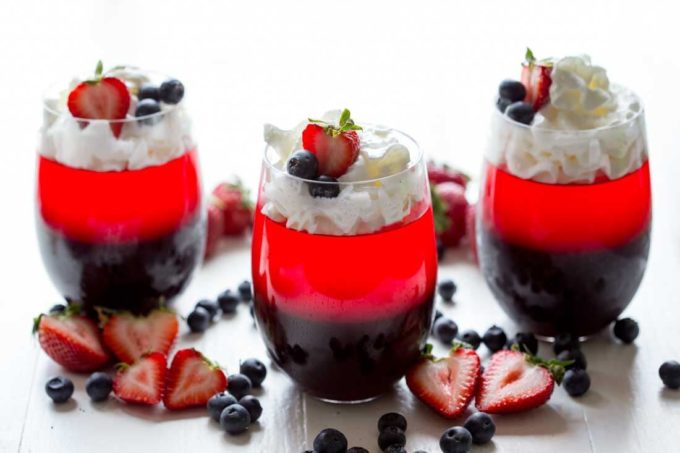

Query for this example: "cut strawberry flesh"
[102,310,178,364]
[67,77,130,137]
[164,349,227,410]
[521,64,552,111]
[301,124,360,178]
[113,352,166,405]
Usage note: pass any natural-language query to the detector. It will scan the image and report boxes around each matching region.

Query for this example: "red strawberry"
[301,108,362,178]
[113,352,166,405]
[211,179,253,237]
[164,348,227,410]
[67,61,130,137]
[432,182,469,248]
[466,203,478,264]
[406,345,481,418]
[427,161,469,188]
[476,349,567,414]
[204,203,225,258]
[34,309,110,373]
[102,309,179,364]
[521,48,553,111]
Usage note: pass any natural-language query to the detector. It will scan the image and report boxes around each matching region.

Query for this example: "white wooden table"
[1,1,680,452]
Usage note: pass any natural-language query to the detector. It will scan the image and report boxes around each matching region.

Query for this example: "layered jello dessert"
[37,62,203,314]
[478,50,651,337]
[252,109,437,402]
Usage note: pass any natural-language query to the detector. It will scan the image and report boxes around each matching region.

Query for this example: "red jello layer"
[37,150,201,243]
[481,160,652,252]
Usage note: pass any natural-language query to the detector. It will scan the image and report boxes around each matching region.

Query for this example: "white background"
[1,1,680,452]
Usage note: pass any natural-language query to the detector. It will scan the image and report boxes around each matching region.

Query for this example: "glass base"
[536,334,591,343]
[314,394,383,405]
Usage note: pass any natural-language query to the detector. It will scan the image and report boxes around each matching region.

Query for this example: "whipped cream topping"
[40,67,194,172]
[261,110,427,236]
[489,55,647,184]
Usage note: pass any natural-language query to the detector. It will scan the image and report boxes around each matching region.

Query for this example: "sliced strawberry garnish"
[476,349,567,414]
[34,308,110,373]
[163,348,227,410]
[301,108,361,178]
[406,345,481,418]
[67,61,130,137]
[113,352,166,405]
[101,309,178,364]
[520,48,553,111]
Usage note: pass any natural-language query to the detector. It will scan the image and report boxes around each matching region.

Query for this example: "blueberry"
[135,98,161,125]
[498,79,527,103]
[347,448,369,453]
[159,78,185,104]
[309,175,341,198]
[49,303,66,314]
[378,426,406,450]
[219,403,251,435]
[459,329,481,350]
[287,150,319,180]
[553,333,580,355]
[207,392,237,421]
[463,412,495,444]
[440,426,472,453]
[218,289,239,314]
[437,238,446,261]
[659,361,680,389]
[433,317,458,344]
[513,332,538,355]
[383,446,407,453]
[377,412,407,432]
[187,306,210,333]
[482,325,507,352]
[45,376,74,403]
[138,83,160,101]
[437,279,457,302]
[240,358,267,387]
[238,395,262,423]
[557,349,587,370]
[195,299,219,320]
[613,318,639,344]
[496,97,512,113]
[506,101,535,125]
[563,369,591,397]
[238,280,253,302]
[85,372,113,402]
[227,373,252,399]
[313,428,348,453]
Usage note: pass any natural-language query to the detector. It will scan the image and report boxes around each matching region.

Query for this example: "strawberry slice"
[520,48,553,111]
[301,108,362,178]
[164,348,227,410]
[67,61,130,137]
[34,307,110,373]
[406,345,481,418]
[113,352,167,405]
[476,349,567,414]
[101,309,179,364]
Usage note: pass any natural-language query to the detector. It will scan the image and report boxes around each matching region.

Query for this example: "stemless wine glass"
[477,91,651,337]
[36,73,204,314]
[251,129,437,403]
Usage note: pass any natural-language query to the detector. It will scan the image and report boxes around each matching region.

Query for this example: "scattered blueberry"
[134,98,161,125]
[238,280,253,302]
[159,78,185,104]
[313,428,348,453]
[498,79,527,103]
[463,412,495,445]
[437,238,446,261]
[49,303,66,314]
[557,348,588,370]
[563,369,591,397]
[227,373,253,399]
[309,175,341,198]
[287,150,319,180]
[218,289,240,314]
[187,306,210,333]
[433,317,459,344]
[659,361,680,389]
[347,448,369,453]
[512,332,538,355]
[383,446,407,453]
[240,358,267,387]
[482,325,507,352]
[437,279,457,302]
[207,392,238,422]
[378,426,406,450]
[378,412,407,432]
[85,372,113,402]
[138,83,160,101]
[459,329,481,350]
[195,299,219,320]
[506,101,535,125]
[553,333,580,355]
[613,318,639,344]
[238,395,262,423]
[496,97,512,113]
[45,376,74,404]
[219,403,251,434]
[440,426,472,453]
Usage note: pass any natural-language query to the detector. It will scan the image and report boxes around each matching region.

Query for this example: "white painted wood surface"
[1,0,680,451]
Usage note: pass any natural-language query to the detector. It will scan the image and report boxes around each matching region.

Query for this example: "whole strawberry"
[211,179,253,237]
[432,182,469,248]
[427,161,469,188]
[466,203,478,263]
[204,203,225,258]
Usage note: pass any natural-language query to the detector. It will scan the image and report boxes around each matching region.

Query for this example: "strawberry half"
[520,48,553,111]
[67,61,130,137]
[406,345,481,418]
[101,309,179,364]
[211,179,253,237]
[164,348,227,410]
[476,349,568,414]
[113,352,167,405]
[34,308,110,373]
[301,108,362,178]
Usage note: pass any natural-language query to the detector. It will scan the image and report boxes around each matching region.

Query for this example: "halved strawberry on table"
[113,352,167,405]
[521,48,553,111]
[67,60,131,137]
[163,348,227,410]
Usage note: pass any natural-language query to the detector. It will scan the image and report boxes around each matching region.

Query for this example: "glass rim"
[261,125,424,185]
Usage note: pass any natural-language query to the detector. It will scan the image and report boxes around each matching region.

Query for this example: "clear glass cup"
[251,130,437,402]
